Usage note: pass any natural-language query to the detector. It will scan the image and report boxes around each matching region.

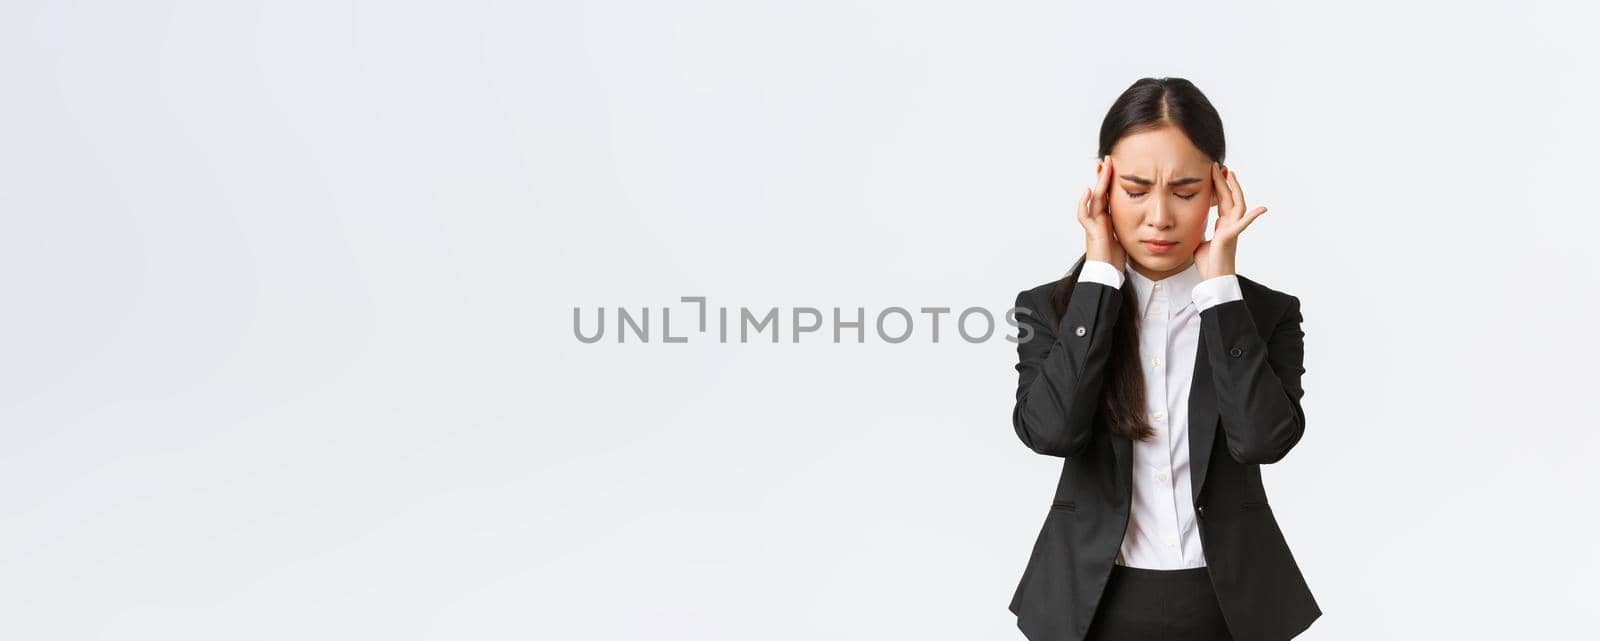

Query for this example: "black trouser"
[1084,565,1233,641]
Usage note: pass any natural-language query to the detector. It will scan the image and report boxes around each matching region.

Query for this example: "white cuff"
[1191,274,1243,311]
[1079,260,1125,289]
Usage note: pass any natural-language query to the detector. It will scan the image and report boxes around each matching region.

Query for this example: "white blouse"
[1077,259,1243,569]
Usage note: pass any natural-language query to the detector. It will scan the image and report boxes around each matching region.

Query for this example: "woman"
[1006,77,1320,641]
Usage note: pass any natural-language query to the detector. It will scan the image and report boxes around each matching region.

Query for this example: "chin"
[1141,253,1184,267]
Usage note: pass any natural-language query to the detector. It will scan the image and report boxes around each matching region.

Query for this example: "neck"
[1129,258,1194,282]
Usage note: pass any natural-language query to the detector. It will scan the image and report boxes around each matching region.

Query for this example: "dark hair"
[1050,77,1226,443]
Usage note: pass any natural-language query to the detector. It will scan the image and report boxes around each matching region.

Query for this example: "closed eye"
[1125,190,1199,201]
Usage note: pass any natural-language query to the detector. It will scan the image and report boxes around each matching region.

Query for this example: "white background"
[3,1,1597,639]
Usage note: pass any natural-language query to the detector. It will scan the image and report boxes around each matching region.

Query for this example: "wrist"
[1199,258,1235,279]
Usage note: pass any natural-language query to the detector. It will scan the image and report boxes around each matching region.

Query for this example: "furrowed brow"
[1120,175,1206,187]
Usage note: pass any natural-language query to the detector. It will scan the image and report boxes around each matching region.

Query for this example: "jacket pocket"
[1240,499,1270,512]
[1050,500,1077,512]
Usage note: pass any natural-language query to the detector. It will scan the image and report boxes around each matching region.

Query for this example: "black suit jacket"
[1007,254,1320,641]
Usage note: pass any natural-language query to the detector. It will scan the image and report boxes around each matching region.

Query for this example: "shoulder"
[1018,279,1060,304]
[1014,253,1085,312]
[1012,279,1062,326]
[1237,273,1302,319]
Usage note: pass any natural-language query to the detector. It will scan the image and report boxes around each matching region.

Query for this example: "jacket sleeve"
[1011,281,1124,458]
[1199,293,1308,464]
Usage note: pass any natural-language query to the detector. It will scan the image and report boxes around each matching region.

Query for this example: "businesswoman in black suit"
[1006,77,1320,641]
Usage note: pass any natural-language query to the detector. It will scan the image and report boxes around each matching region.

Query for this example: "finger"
[1088,161,1101,218]
[1212,162,1234,214]
[1092,156,1114,217]
[1226,168,1245,215]
[1077,186,1092,222]
[1102,155,1116,208]
[1241,205,1268,228]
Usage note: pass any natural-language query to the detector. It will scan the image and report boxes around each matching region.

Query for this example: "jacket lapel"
[1119,336,1217,506]
[1082,253,1233,509]
[1188,333,1218,505]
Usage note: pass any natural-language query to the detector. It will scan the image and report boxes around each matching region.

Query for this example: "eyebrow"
[1120,175,1206,187]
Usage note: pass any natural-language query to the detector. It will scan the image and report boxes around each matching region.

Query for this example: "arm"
[1011,261,1124,458]
[1197,288,1308,464]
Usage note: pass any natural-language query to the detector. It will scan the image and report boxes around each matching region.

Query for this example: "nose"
[1147,196,1174,229]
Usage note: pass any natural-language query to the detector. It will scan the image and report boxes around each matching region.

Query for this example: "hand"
[1079,155,1126,272]
[1194,161,1267,280]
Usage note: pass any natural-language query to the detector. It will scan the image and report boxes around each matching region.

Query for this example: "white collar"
[1124,260,1204,318]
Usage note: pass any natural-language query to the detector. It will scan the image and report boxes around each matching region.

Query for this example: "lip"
[1142,240,1179,254]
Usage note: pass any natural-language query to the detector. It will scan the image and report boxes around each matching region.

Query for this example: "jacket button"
[1197,505,1206,518]
[1228,347,1243,357]
[1075,326,1087,336]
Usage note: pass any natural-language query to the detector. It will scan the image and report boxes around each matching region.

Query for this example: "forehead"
[1108,127,1212,174]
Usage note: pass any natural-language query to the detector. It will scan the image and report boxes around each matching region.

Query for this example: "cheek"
[1109,210,1140,236]
[1108,194,1138,220]
[1181,209,1210,239]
